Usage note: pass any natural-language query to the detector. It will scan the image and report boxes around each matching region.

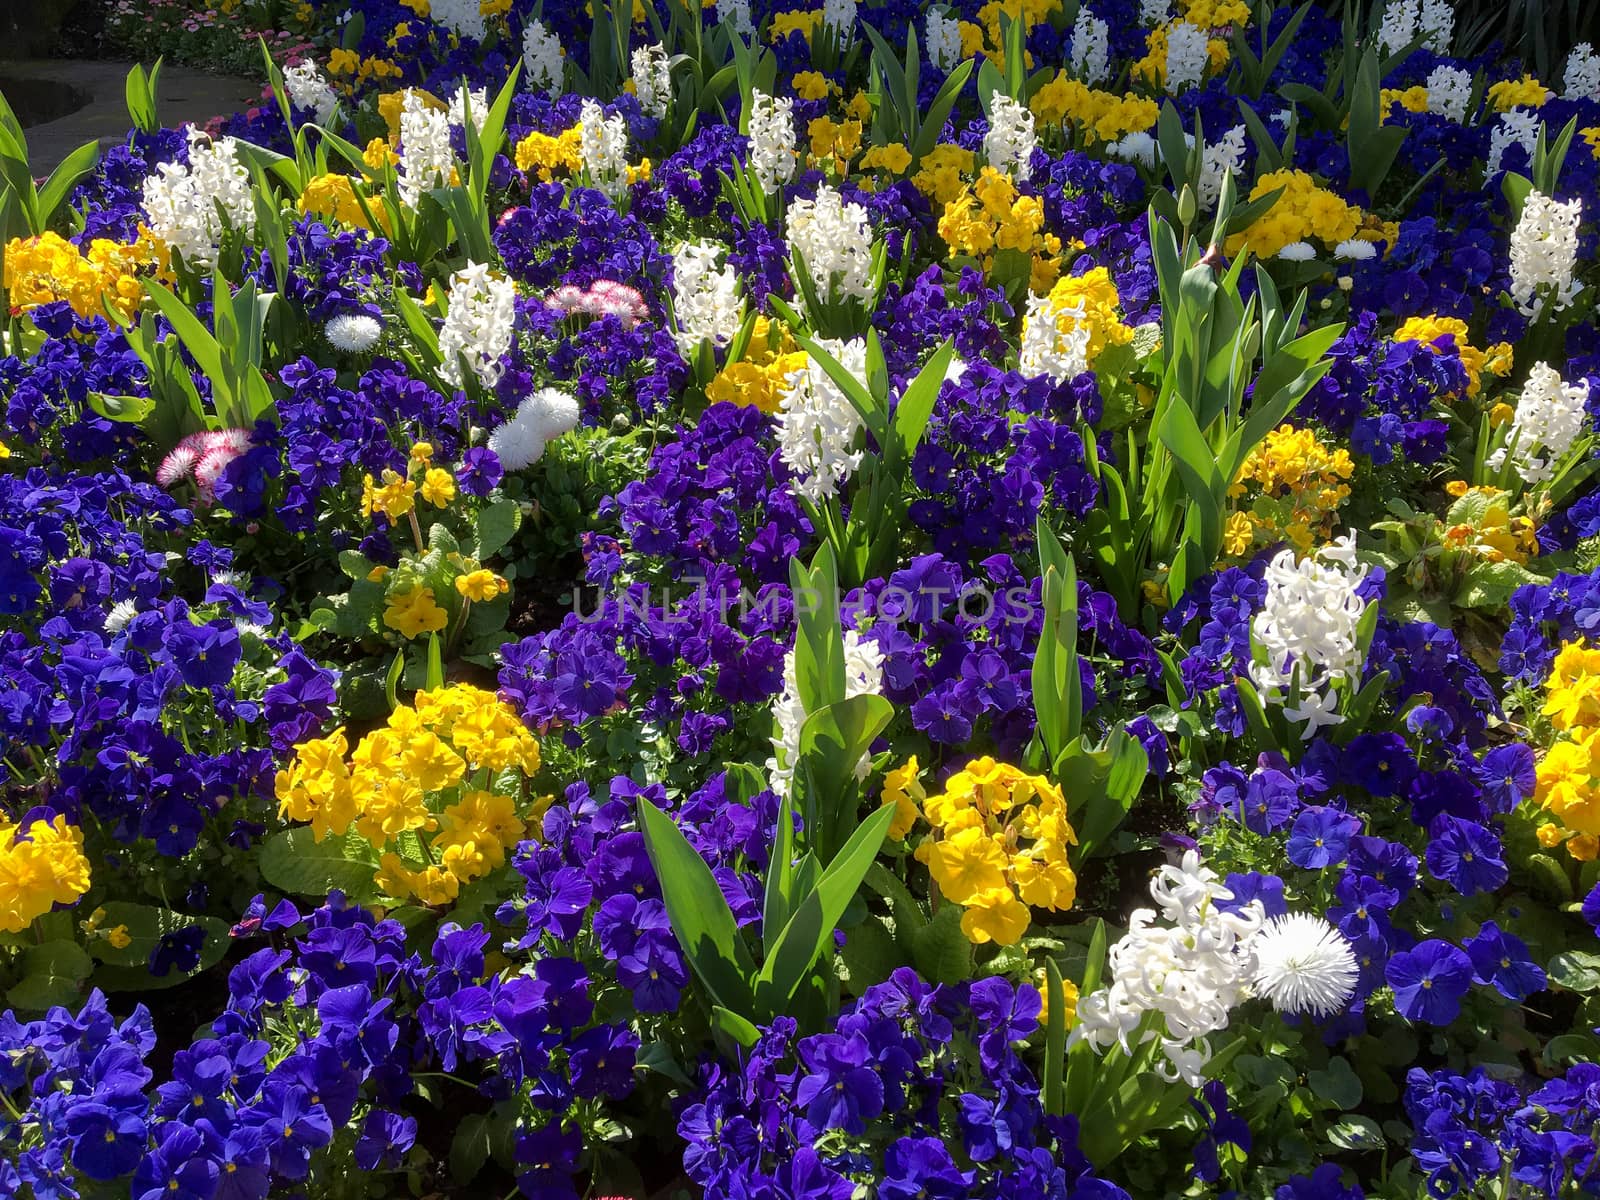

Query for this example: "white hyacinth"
[1509,191,1582,320]
[578,98,631,200]
[1564,43,1600,102]
[430,0,486,40]
[926,9,963,73]
[719,0,754,37]
[671,240,743,356]
[437,263,518,391]
[775,336,869,504]
[1378,0,1419,56]
[1249,534,1371,737]
[1140,0,1170,24]
[487,387,582,472]
[821,0,857,43]
[140,125,257,268]
[1018,293,1092,383]
[1070,6,1110,85]
[1488,363,1591,485]
[767,627,883,798]
[397,91,456,209]
[1165,21,1211,93]
[325,314,382,353]
[746,90,798,193]
[1251,914,1359,1018]
[282,60,338,125]
[1424,64,1473,121]
[787,185,877,307]
[983,93,1037,182]
[1069,851,1267,1086]
[448,86,489,136]
[631,43,672,119]
[1418,0,1453,53]
[1486,108,1541,178]
[522,19,565,93]
[1196,124,1247,211]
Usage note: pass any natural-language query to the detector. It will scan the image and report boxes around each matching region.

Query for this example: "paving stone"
[1,59,262,173]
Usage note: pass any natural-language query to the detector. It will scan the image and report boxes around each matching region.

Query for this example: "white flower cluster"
[1488,363,1591,485]
[487,387,582,472]
[983,93,1037,182]
[325,314,382,353]
[522,19,565,93]
[821,0,857,42]
[1197,124,1247,211]
[775,336,869,504]
[671,240,743,356]
[1250,534,1371,737]
[449,85,489,135]
[1071,853,1358,1086]
[1424,64,1474,121]
[1379,0,1451,56]
[747,90,798,193]
[1070,6,1110,85]
[926,9,962,73]
[1140,0,1170,24]
[282,60,338,125]
[140,126,257,268]
[1070,853,1266,1085]
[1018,293,1092,383]
[631,43,672,119]
[398,90,456,209]
[787,185,876,306]
[1107,132,1158,168]
[1565,43,1600,101]
[1165,21,1211,93]
[579,98,631,200]
[1509,191,1583,320]
[768,627,884,798]
[719,0,754,37]
[437,263,518,390]
[430,0,486,41]
[1486,108,1541,179]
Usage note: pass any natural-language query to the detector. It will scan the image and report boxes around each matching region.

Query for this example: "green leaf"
[789,544,844,714]
[259,827,381,900]
[6,940,92,1010]
[1327,1115,1385,1151]
[1549,951,1600,992]
[637,798,756,1014]
[450,1114,492,1184]
[911,903,972,984]
[1308,1056,1363,1110]
[754,802,895,1018]
[86,903,230,977]
[473,498,522,560]
[89,393,155,423]
[794,693,895,860]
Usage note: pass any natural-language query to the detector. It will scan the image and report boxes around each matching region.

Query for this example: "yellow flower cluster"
[880,756,927,841]
[1381,86,1432,116]
[3,230,165,321]
[1439,482,1538,564]
[300,173,387,231]
[913,757,1078,946]
[1392,315,1513,399]
[1224,169,1366,259]
[0,816,92,934]
[1031,267,1136,364]
[911,144,977,209]
[1533,642,1600,857]
[1181,0,1252,26]
[769,8,823,43]
[513,127,582,180]
[706,315,807,413]
[938,167,1063,293]
[970,0,1056,70]
[327,47,402,84]
[792,71,837,102]
[1227,424,1354,555]
[808,116,863,173]
[1487,75,1549,111]
[1030,76,1160,144]
[276,684,541,905]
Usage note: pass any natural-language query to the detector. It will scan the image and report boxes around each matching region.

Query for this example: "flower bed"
[3,1,1600,1197]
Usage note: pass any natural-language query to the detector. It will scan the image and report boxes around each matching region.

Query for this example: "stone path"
[4,59,262,173]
